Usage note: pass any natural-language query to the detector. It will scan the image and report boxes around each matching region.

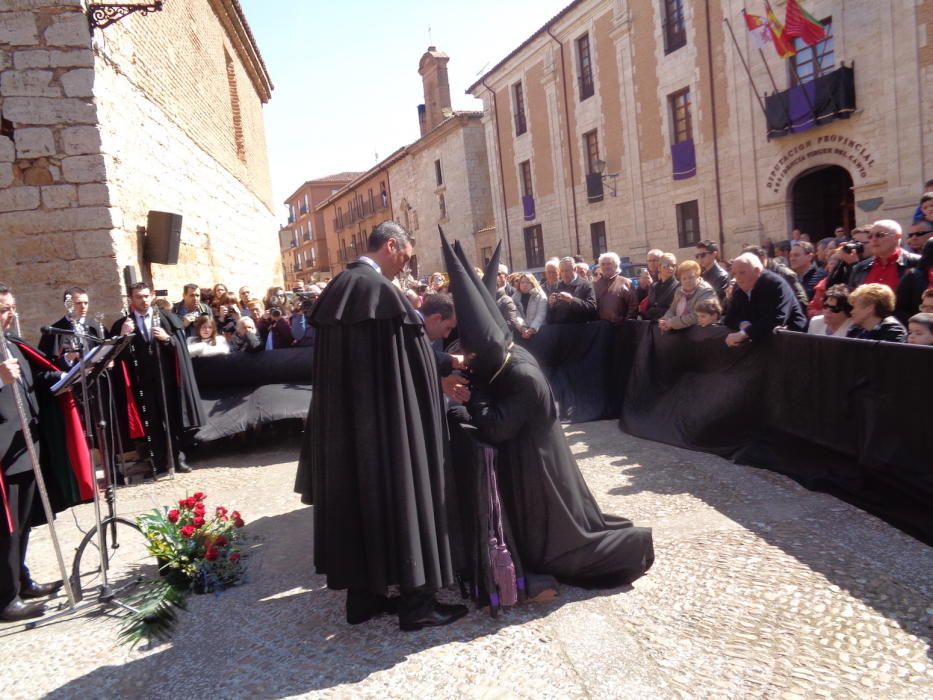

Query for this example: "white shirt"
[134,309,153,341]
[358,256,381,274]
[807,315,854,337]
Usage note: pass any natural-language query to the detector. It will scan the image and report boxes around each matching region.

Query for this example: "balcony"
[287,214,295,224]
[299,205,308,215]
[765,64,855,139]
[303,231,311,241]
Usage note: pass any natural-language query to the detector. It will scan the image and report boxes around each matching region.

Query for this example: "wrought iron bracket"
[87,2,164,32]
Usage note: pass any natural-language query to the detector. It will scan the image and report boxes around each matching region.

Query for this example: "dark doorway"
[791,165,854,239]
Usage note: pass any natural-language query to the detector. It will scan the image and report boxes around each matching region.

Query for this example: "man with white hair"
[542,257,561,295]
[496,262,515,297]
[593,252,638,323]
[723,252,807,347]
[546,256,598,324]
[574,262,592,281]
[848,219,920,291]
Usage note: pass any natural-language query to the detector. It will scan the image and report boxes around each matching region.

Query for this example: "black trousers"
[0,472,36,608]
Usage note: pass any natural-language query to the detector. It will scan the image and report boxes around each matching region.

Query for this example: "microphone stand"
[66,298,112,598]
[0,330,76,608]
[150,310,176,480]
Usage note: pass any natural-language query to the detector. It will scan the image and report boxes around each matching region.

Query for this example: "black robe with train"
[294,261,456,595]
[465,344,654,588]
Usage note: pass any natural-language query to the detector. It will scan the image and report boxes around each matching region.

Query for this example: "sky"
[239,0,570,221]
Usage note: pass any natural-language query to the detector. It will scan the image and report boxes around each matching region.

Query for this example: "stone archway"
[790,165,854,239]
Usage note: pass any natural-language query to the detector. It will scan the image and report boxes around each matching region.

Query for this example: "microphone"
[41,326,78,336]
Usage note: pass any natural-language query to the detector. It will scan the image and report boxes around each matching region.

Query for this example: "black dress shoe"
[399,600,468,632]
[20,579,63,599]
[0,597,46,622]
[175,460,192,473]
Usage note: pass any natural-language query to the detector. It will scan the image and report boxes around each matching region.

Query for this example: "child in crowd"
[907,313,933,346]
[695,297,722,328]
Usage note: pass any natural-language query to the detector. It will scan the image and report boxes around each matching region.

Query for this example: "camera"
[842,241,864,255]
[269,307,282,319]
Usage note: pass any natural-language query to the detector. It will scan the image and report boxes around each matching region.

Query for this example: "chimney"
[418,46,451,133]
[418,103,427,136]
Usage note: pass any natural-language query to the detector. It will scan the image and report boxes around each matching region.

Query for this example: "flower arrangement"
[138,491,246,593]
[119,492,246,647]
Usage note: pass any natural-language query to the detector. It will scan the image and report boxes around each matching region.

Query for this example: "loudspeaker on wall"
[145,211,183,265]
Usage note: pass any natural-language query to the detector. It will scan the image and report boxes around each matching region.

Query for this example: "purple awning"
[671,138,696,180]
[522,194,535,221]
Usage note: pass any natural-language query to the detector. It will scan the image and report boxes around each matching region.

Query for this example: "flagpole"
[763,0,817,130]
[723,17,767,118]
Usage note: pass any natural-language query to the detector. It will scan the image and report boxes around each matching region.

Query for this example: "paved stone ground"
[1,421,931,699]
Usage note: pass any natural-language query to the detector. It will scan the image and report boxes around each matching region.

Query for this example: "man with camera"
[545,257,597,324]
[257,286,294,350]
[290,285,321,348]
[172,283,211,338]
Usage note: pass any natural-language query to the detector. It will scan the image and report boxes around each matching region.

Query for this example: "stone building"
[279,172,360,289]
[310,47,495,280]
[0,0,277,339]
[467,0,933,270]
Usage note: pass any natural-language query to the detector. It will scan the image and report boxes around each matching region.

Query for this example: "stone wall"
[0,0,278,340]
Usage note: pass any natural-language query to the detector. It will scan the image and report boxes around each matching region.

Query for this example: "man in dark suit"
[546,256,598,324]
[723,252,807,347]
[38,286,107,370]
[111,282,203,475]
[0,283,63,621]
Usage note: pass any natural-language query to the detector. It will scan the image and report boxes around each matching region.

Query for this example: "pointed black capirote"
[438,226,509,379]
[482,239,502,296]
[452,236,508,336]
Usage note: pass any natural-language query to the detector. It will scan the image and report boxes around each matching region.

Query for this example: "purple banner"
[522,194,535,221]
[671,138,696,180]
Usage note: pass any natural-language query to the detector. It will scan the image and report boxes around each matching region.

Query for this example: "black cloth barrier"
[617,321,933,545]
[192,347,313,441]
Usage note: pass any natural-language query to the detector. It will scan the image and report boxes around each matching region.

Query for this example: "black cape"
[294,261,456,595]
[464,345,654,588]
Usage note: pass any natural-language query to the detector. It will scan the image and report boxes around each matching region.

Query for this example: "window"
[669,88,692,144]
[520,160,533,198]
[434,159,443,186]
[438,193,447,220]
[662,0,686,54]
[302,193,309,214]
[524,225,544,268]
[513,81,527,135]
[590,221,607,258]
[336,207,344,229]
[380,182,388,208]
[576,33,594,101]
[583,130,600,174]
[368,188,374,213]
[481,246,493,266]
[676,200,700,247]
[790,18,833,86]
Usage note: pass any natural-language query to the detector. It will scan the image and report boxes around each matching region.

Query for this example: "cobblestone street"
[1,421,930,699]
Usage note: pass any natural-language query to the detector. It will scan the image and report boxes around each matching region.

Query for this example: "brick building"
[468,0,933,270]
[279,172,360,288]
[0,0,278,339]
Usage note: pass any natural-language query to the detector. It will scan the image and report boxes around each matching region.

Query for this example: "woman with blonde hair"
[846,283,907,342]
[658,259,716,331]
[511,271,548,339]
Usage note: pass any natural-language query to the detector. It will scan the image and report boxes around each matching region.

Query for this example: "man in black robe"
[441,233,655,589]
[294,221,467,631]
[0,283,64,621]
[111,282,203,475]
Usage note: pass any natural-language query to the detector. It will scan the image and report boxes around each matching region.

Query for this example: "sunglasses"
[908,231,931,238]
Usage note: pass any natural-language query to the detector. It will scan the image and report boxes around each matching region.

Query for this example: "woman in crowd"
[642,252,679,321]
[808,252,842,318]
[212,292,241,328]
[511,272,548,340]
[846,284,907,342]
[265,286,289,312]
[212,283,229,303]
[186,315,229,357]
[658,260,715,331]
[895,238,933,324]
[807,284,855,337]
[428,272,448,295]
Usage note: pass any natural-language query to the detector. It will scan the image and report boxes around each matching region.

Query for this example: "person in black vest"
[0,283,63,621]
[724,252,808,347]
[39,286,107,370]
[111,282,204,475]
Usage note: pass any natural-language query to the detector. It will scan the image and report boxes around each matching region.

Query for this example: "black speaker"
[123,265,138,292]
[145,211,182,265]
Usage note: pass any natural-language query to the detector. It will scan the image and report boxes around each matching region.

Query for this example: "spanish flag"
[784,0,827,47]
[765,0,797,59]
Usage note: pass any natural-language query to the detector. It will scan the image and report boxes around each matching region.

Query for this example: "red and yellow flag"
[743,9,772,50]
[784,0,827,46]
[765,0,797,59]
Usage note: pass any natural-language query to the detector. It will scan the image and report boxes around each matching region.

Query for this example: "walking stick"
[0,324,77,608]
[150,311,176,479]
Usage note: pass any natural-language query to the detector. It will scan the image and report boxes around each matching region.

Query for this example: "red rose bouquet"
[137,491,246,593]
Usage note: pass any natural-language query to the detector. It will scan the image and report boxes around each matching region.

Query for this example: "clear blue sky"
[239,0,569,220]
